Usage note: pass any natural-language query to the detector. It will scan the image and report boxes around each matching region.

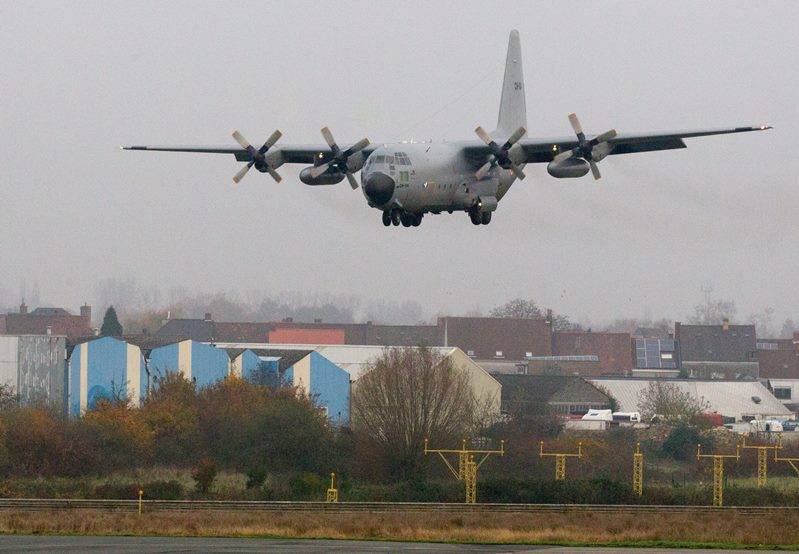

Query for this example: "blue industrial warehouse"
[68,336,146,416]
[148,339,231,388]
[64,339,350,424]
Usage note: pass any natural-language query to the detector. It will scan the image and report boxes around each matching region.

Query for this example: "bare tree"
[637,381,710,424]
[490,298,543,319]
[781,318,797,339]
[351,347,479,478]
[748,307,776,338]
[490,298,581,330]
[688,287,737,325]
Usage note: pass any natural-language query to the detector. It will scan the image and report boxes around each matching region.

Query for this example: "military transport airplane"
[123,30,771,228]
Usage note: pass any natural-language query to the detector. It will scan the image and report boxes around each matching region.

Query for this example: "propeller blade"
[342,137,370,157]
[553,150,573,164]
[346,172,359,190]
[266,167,282,183]
[568,113,583,135]
[261,129,282,152]
[474,126,494,146]
[509,163,526,180]
[475,159,494,180]
[591,129,617,145]
[232,130,252,150]
[320,127,337,149]
[589,160,601,180]
[504,126,527,148]
[309,161,331,179]
[232,163,252,184]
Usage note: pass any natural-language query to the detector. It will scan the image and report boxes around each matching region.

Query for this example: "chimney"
[722,318,730,331]
[313,318,322,324]
[545,308,553,326]
[19,301,27,314]
[46,325,52,336]
[204,313,212,322]
[80,304,91,322]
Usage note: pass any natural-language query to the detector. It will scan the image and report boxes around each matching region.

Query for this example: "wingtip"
[760,125,773,131]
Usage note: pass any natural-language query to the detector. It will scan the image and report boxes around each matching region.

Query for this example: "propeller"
[474,126,527,180]
[231,129,283,184]
[553,113,617,180]
[309,127,370,189]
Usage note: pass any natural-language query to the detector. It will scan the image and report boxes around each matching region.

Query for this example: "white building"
[765,379,799,407]
[0,334,66,407]
[213,343,501,416]
[590,377,792,422]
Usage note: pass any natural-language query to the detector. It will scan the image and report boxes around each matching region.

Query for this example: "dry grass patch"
[0,508,798,547]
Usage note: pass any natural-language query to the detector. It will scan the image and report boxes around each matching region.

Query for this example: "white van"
[749,419,784,433]
[612,412,642,424]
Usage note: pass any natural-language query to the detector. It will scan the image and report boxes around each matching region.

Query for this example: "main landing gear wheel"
[412,213,423,227]
[382,211,391,227]
[390,209,401,226]
[469,210,481,225]
[400,213,413,227]
[481,211,492,225]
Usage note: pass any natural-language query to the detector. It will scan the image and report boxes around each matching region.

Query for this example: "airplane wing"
[463,125,772,165]
[121,143,375,164]
[123,127,375,185]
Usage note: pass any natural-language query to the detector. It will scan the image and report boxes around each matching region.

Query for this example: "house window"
[525,352,533,359]
[495,350,504,358]
[661,352,673,360]
[467,350,475,357]
[774,387,792,400]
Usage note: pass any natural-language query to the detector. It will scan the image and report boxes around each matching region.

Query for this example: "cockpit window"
[395,152,410,165]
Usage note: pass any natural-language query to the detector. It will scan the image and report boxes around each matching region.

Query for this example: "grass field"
[1,508,799,548]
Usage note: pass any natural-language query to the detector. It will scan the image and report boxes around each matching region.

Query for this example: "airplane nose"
[363,171,395,205]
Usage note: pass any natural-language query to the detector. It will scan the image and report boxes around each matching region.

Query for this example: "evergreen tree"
[100,306,123,337]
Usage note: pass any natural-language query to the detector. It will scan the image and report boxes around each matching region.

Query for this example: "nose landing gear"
[469,208,492,225]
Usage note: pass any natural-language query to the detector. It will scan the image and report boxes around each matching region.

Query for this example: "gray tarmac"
[0,536,782,553]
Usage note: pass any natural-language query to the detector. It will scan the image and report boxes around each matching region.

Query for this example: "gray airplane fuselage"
[360,142,516,215]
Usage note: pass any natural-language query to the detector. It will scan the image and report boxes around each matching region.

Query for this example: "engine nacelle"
[299,167,346,185]
[547,157,590,178]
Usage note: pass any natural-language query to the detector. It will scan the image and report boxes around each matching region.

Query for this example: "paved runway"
[0,536,782,553]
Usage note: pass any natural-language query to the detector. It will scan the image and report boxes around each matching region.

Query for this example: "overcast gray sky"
[1,1,796,325]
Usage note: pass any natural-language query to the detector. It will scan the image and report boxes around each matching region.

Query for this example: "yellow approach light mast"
[424,438,505,504]
[539,441,583,481]
[697,443,740,507]
[740,433,782,487]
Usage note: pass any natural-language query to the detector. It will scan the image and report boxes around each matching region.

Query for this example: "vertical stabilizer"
[494,30,527,140]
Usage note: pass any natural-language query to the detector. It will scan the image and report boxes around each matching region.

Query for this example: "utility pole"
[424,438,505,503]
[539,441,583,481]
[697,443,740,506]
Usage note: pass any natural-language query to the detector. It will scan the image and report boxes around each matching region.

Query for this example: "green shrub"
[662,424,711,461]
[245,466,267,490]
[192,458,217,494]
[142,480,183,500]
[90,480,183,500]
[289,472,324,500]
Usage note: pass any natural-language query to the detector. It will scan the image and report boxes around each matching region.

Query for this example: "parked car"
[749,419,784,433]
[780,420,798,432]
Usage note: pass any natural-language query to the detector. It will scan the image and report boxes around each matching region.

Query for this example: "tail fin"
[494,30,527,140]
